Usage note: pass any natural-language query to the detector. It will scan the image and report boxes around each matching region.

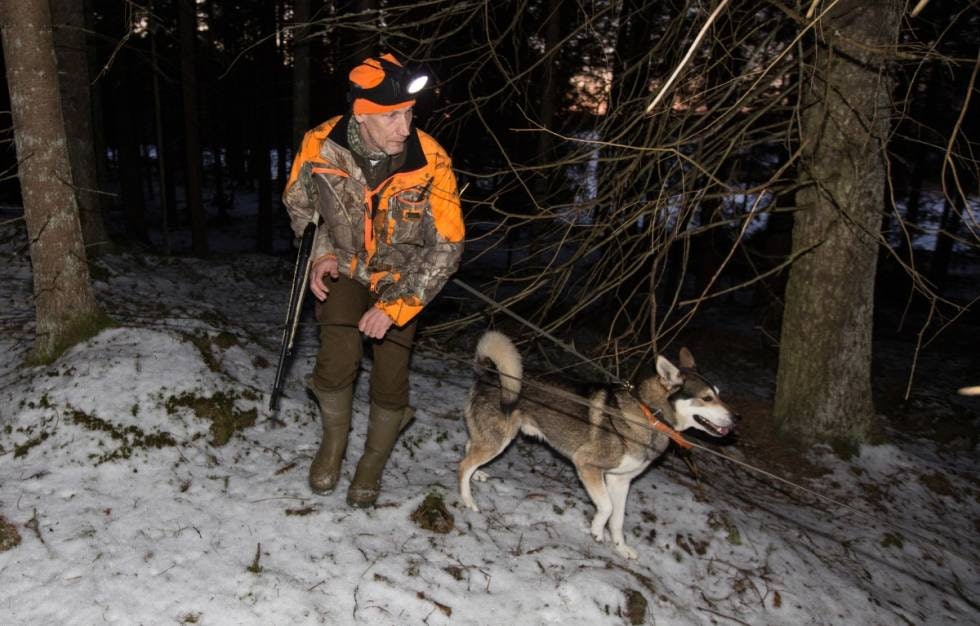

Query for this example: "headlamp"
[376,56,428,99]
[349,57,428,107]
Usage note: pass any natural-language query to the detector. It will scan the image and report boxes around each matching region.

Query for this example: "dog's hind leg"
[574,458,612,544]
[606,473,637,559]
[459,438,512,512]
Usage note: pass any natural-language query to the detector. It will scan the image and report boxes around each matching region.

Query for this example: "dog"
[459,331,736,559]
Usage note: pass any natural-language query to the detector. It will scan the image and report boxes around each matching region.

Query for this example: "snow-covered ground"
[1,211,978,625]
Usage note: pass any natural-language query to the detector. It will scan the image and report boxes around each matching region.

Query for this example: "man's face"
[354,106,413,156]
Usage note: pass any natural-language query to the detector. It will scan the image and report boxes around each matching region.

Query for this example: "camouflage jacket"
[283,115,464,326]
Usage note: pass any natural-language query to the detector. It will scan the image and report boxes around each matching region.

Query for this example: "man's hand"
[309,257,340,301]
[359,307,394,339]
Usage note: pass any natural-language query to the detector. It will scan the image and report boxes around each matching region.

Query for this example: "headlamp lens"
[406,75,428,95]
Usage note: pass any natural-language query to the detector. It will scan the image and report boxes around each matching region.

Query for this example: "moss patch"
[410,491,454,534]
[920,471,957,499]
[622,589,647,625]
[708,511,742,545]
[68,407,178,464]
[14,431,50,458]
[27,310,114,366]
[182,330,247,374]
[184,333,222,373]
[164,391,256,446]
[0,515,22,551]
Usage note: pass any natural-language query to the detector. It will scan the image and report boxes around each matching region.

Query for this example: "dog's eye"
[701,395,713,402]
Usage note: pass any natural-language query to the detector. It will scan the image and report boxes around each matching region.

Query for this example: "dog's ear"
[656,355,684,390]
[678,347,696,370]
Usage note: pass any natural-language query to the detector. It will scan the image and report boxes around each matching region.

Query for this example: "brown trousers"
[312,274,417,410]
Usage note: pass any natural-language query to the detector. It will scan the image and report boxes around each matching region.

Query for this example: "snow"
[1,212,978,625]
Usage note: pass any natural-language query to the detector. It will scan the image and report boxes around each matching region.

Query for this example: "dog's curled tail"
[476,331,523,411]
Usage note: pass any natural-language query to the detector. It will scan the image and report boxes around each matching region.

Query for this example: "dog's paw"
[591,525,606,543]
[614,542,638,560]
[461,496,480,513]
[473,470,490,483]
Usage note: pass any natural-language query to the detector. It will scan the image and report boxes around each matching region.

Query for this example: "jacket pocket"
[388,191,427,245]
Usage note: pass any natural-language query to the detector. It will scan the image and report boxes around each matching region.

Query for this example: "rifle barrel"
[269,221,317,411]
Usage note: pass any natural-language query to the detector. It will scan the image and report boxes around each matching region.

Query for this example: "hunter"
[283,53,464,507]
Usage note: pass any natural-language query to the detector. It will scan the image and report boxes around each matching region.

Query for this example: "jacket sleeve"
[282,129,337,263]
[376,153,464,326]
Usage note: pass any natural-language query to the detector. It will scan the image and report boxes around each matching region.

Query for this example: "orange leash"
[639,403,693,449]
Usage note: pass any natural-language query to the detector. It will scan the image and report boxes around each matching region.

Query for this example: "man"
[283,53,464,508]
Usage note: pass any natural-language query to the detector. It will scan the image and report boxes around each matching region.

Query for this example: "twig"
[910,0,931,17]
[645,0,732,113]
[25,508,44,544]
[247,542,262,573]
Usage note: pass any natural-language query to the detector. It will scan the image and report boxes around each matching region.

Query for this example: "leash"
[453,277,695,447]
[413,341,959,558]
[452,278,634,389]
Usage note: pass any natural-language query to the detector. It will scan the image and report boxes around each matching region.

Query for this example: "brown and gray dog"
[459,331,736,559]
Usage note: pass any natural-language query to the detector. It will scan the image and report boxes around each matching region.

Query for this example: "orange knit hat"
[349,53,422,114]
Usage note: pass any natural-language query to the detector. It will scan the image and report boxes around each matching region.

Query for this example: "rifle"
[269,220,317,411]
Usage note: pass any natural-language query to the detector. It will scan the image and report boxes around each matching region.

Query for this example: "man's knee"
[313,327,362,390]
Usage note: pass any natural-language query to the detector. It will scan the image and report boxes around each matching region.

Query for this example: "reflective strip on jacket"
[283,115,464,326]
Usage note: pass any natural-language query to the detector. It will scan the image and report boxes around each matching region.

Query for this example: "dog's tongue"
[695,415,731,437]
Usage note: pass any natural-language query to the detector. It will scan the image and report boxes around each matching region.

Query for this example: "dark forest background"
[1,0,978,447]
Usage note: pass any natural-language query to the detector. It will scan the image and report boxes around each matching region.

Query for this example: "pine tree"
[774,0,903,443]
[1,0,107,363]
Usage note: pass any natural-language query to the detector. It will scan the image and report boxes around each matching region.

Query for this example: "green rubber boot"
[346,403,414,508]
[308,384,353,494]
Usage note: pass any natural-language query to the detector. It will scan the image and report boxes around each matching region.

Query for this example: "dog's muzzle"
[694,414,731,437]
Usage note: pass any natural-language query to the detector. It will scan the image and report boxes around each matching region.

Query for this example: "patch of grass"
[828,436,861,461]
[676,533,709,556]
[623,589,647,625]
[880,532,904,549]
[164,391,256,446]
[410,491,454,534]
[14,431,50,458]
[68,407,178,464]
[184,333,222,373]
[920,471,957,499]
[183,330,250,374]
[0,515,22,551]
[708,511,742,546]
[213,332,239,350]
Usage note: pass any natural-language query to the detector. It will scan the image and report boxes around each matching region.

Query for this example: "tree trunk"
[774,0,902,443]
[150,16,171,253]
[1,0,105,363]
[50,0,109,254]
[115,91,149,242]
[291,0,312,150]
[84,0,111,228]
[254,34,274,254]
[178,0,208,256]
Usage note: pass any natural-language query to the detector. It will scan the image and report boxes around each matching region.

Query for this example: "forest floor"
[0,208,978,625]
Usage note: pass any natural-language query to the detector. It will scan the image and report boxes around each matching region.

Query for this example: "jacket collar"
[327,113,426,176]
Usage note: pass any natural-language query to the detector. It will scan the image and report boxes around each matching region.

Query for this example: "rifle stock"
[269,220,317,411]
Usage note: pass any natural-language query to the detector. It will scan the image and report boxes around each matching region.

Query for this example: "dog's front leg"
[575,461,612,543]
[605,473,638,559]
